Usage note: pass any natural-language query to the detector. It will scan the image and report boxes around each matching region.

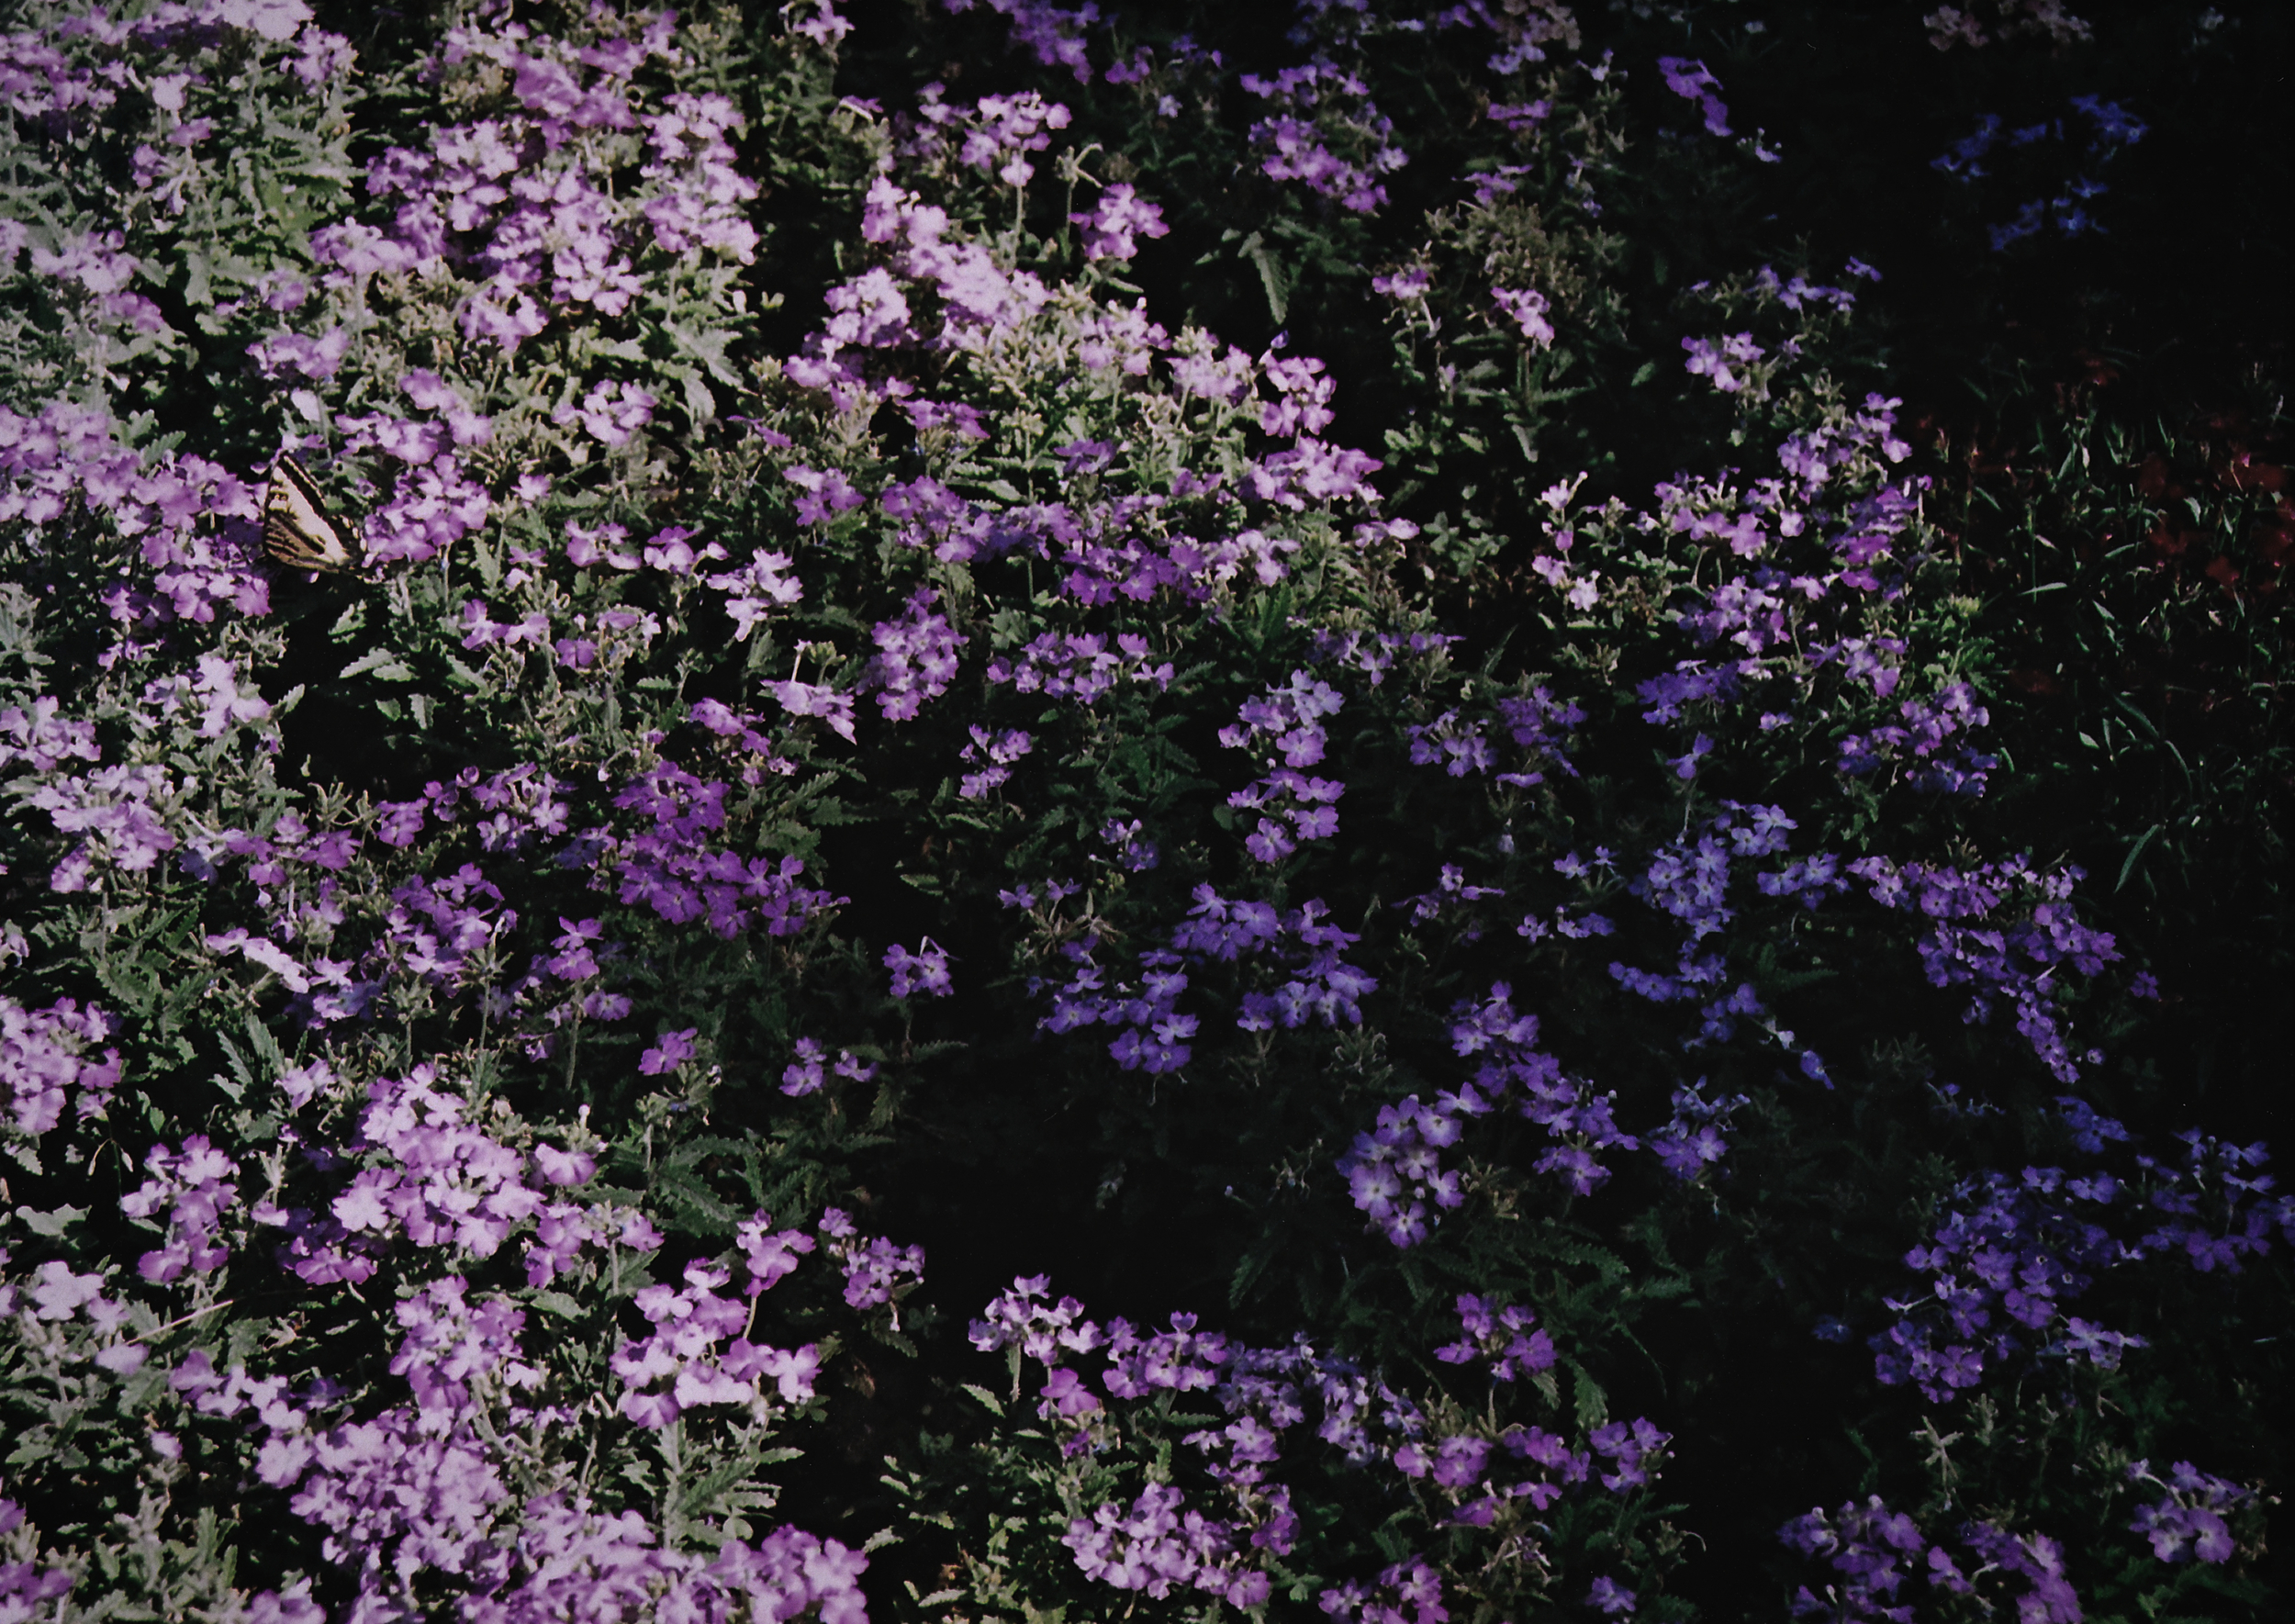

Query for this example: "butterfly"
[263,454,366,576]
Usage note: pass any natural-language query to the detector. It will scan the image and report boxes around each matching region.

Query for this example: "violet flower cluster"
[1846,855,2120,1084]
[234,1264,863,1621]
[1338,982,1641,1247]
[818,1205,927,1311]
[1240,62,1409,214]
[1033,884,1379,1074]
[985,631,1174,703]
[1870,1105,2294,1405]
[1656,56,1731,138]
[2125,1458,2258,1565]
[0,401,268,648]
[780,1037,879,1098]
[1932,95,2147,249]
[972,1276,1668,1614]
[1220,669,1347,862]
[940,0,1103,82]
[611,1248,823,1428]
[1836,680,1998,794]
[1069,182,1170,262]
[1,1,2280,1615]
[1779,1495,2081,1624]
[1403,684,1584,787]
[0,994,120,1136]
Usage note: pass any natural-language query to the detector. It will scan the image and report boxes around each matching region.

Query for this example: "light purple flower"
[1070,183,1170,262]
[884,938,953,998]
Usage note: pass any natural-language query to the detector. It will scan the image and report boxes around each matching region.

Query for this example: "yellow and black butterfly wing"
[263,456,363,575]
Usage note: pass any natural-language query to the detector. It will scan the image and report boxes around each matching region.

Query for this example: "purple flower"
[987,632,1173,704]
[782,1036,827,1096]
[1428,1435,1490,1488]
[782,463,867,525]
[1585,1575,1637,1616]
[1683,332,1763,394]
[1069,183,1170,262]
[1491,286,1554,347]
[1242,65,1408,214]
[1657,56,1731,136]
[823,265,914,349]
[2128,1458,2250,1563]
[1097,818,1160,871]
[1667,734,1714,779]
[959,727,1034,799]
[885,938,954,998]
[639,1027,698,1074]
[762,679,857,742]
[819,1206,925,1308]
[1372,265,1430,299]
[562,378,655,446]
[867,588,967,721]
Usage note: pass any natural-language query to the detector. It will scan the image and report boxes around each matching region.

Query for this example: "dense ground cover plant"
[0,0,2284,1618]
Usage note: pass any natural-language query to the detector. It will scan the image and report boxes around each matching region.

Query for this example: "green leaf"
[1238,231,1289,325]
[341,648,417,682]
[16,1204,86,1238]
[2116,823,2163,892]
[1572,1363,1609,1430]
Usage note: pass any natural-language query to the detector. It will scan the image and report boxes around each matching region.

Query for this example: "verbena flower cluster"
[0,0,2280,1619]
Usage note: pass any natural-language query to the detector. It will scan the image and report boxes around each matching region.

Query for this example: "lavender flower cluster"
[970,1278,1669,1613]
